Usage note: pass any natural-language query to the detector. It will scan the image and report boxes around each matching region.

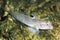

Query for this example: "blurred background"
[0,0,60,40]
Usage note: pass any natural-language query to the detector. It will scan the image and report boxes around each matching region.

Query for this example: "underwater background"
[0,0,60,40]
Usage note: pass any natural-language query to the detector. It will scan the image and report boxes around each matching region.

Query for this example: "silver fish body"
[10,10,53,34]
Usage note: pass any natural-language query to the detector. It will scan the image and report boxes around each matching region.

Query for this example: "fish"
[9,10,53,35]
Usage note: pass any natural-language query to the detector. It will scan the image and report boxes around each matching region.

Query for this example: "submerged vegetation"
[0,0,60,40]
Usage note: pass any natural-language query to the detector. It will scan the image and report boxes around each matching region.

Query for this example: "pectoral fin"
[27,27,40,35]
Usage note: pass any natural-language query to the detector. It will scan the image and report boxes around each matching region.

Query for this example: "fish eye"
[30,15,34,17]
[30,15,35,19]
